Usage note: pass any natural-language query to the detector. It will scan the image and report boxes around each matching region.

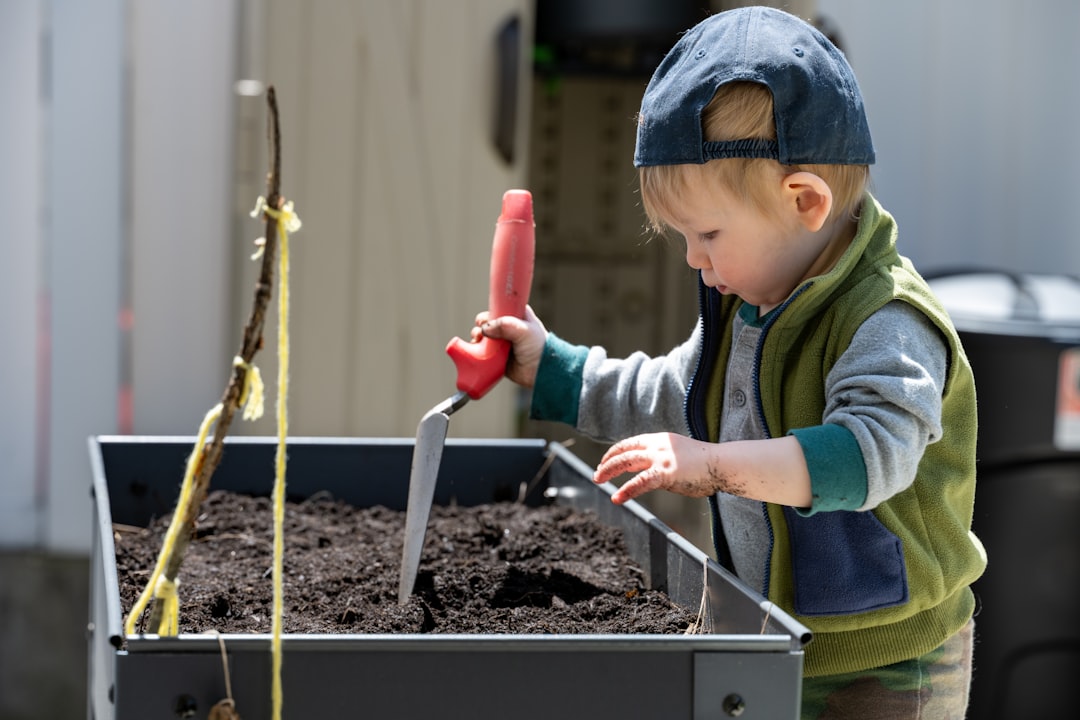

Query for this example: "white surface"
[818,0,1080,276]
[129,1,239,436]
[46,0,126,552]
[929,273,1080,323]
[0,1,44,548]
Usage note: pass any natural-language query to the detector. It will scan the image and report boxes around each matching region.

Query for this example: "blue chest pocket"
[782,507,909,616]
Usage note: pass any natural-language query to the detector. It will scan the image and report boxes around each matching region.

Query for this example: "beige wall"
[230,0,536,442]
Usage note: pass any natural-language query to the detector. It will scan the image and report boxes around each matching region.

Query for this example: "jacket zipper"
[685,277,735,571]
[753,282,813,598]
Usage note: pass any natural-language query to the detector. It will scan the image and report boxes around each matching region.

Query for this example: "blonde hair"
[639,82,870,234]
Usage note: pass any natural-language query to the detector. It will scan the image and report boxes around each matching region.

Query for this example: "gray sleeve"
[575,322,701,442]
[824,300,948,510]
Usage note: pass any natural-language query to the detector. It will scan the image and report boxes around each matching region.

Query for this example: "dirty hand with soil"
[594,432,812,507]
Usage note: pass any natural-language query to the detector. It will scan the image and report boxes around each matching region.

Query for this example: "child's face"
[664,170,829,312]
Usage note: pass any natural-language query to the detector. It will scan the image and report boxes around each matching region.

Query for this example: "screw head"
[174,694,198,718]
[722,693,746,717]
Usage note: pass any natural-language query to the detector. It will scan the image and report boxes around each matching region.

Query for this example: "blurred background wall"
[2,1,1077,718]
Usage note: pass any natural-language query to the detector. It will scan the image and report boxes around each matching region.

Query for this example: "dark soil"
[115,490,694,635]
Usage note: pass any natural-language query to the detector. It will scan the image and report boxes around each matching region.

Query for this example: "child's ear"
[781,172,833,232]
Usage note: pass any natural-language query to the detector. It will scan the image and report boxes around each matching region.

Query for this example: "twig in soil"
[759,602,774,635]
[340,596,354,624]
[206,533,270,545]
[685,556,712,635]
[125,87,287,638]
[300,489,335,505]
[517,438,575,503]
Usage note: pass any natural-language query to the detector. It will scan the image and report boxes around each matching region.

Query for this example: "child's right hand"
[471,304,547,388]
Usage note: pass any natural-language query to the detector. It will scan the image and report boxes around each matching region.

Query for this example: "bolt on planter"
[88,436,810,719]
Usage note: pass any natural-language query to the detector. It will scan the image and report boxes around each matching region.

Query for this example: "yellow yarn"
[123,360,266,637]
[234,356,265,421]
[124,196,299,720]
[257,197,300,720]
[251,195,302,234]
[123,402,223,636]
[154,576,180,636]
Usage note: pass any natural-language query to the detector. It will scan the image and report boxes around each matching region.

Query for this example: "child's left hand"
[593,432,721,505]
[593,432,813,508]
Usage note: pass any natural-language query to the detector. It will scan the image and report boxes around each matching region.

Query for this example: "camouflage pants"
[801,619,974,720]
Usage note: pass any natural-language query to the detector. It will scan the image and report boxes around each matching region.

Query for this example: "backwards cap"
[634,6,875,167]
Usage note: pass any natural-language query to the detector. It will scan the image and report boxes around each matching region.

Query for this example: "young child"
[475,6,986,719]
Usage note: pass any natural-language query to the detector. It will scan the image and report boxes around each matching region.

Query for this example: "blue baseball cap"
[634,6,875,167]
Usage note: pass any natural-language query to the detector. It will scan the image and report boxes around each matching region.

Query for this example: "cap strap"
[702,138,779,161]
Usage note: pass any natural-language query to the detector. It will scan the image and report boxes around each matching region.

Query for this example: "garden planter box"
[88,436,809,719]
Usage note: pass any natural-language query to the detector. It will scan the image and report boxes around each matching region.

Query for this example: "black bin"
[928,271,1080,719]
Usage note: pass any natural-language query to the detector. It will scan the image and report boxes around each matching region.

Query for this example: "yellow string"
[124,196,298,720]
[234,356,265,421]
[256,196,300,720]
[123,198,297,648]
[124,402,223,636]
[154,576,180,636]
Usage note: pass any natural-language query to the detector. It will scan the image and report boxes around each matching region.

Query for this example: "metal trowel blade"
[398,392,469,604]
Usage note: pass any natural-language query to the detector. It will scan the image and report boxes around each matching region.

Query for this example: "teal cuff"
[788,424,868,516]
[529,333,588,425]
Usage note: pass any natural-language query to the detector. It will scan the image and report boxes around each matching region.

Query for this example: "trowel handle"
[446,189,535,400]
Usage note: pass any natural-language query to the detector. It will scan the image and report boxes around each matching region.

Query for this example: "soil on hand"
[115,490,694,635]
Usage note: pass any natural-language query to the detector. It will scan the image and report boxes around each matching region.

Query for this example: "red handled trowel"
[398,189,535,604]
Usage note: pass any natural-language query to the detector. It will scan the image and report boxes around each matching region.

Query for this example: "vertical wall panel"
[0,2,44,548]
[46,0,126,552]
[129,0,239,436]
[251,0,534,440]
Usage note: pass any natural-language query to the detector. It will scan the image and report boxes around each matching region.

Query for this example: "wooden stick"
[146,86,284,631]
